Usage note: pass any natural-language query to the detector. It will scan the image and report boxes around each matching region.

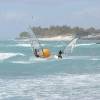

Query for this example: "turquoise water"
[0,40,100,100]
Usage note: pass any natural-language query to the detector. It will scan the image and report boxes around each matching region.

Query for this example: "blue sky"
[0,0,100,39]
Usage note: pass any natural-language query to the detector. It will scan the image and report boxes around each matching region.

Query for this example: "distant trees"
[19,26,100,38]
[19,32,30,38]
[31,26,72,37]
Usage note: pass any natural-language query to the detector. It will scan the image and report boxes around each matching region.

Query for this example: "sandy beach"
[16,35,73,42]
[39,35,73,41]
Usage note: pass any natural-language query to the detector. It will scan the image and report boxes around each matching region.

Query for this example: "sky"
[0,0,100,40]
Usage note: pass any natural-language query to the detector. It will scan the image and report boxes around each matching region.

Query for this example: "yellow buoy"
[40,48,51,58]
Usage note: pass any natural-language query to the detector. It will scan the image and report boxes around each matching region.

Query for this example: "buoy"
[40,48,51,58]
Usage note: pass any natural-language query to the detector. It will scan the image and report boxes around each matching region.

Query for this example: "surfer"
[34,48,51,58]
[30,28,51,58]
[34,49,40,57]
[58,50,63,59]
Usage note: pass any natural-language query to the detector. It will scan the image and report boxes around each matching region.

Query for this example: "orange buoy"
[40,48,51,58]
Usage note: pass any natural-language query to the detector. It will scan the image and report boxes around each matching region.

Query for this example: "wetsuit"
[34,49,40,57]
[58,50,63,58]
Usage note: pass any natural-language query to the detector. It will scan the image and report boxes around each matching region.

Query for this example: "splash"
[0,53,25,61]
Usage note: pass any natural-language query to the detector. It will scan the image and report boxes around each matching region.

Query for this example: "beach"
[39,35,73,41]
[16,35,73,42]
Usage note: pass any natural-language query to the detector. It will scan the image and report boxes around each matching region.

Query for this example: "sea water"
[0,39,100,100]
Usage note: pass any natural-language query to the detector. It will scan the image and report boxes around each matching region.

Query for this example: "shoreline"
[16,36,73,41]
[16,34,100,42]
[38,36,72,41]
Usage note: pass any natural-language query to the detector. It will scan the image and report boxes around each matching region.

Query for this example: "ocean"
[0,39,100,100]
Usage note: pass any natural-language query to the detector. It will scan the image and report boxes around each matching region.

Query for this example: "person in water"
[34,49,40,57]
[58,50,63,58]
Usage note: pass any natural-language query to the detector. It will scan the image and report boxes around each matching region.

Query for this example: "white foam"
[11,61,33,64]
[14,43,46,47]
[62,56,91,60]
[0,74,100,99]
[0,53,25,60]
[75,43,96,47]
[11,55,100,64]
[29,57,49,62]
[15,44,31,47]
[41,44,46,46]
[53,55,100,61]
[56,45,63,47]
[12,57,48,64]
[89,57,100,61]
[12,56,98,64]
[11,56,57,64]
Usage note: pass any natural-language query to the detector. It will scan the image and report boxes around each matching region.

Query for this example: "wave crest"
[0,53,25,60]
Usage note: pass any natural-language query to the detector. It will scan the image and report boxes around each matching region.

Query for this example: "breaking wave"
[0,53,25,60]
